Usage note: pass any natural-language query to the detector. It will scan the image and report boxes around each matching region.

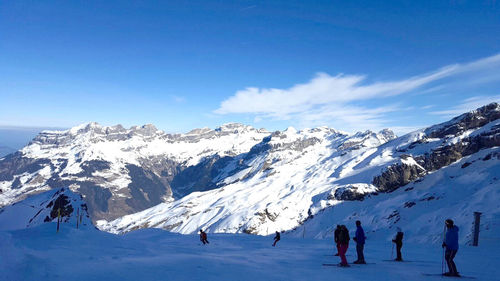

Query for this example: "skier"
[200,229,209,245]
[353,220,366,264]
[392,227,404,261]
[334,225,341,256]
[272,231,280,247]
[338,225,350,267]
[442,219,459,277]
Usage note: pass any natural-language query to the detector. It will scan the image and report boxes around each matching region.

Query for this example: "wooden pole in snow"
[57,208,61,233]
[473,212,482,246]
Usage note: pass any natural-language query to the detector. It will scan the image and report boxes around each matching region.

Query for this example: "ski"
[322,263,350,267]
[322,263,375,266]
[422,273,476,279]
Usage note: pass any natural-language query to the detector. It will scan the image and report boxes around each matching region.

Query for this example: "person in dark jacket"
[338,225,350,267]
[392,227,404,261]
[334,225,341,256]
[442,219,459,277]
[200,229,209,245]
[272,231,280,247]
[353,220,366,264]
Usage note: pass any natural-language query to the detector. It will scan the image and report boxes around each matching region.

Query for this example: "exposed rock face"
[45,192,74,221]
[0,152,51,182]
[373,161,427,192]
[425,103,500,138]
[333,184,379,201]
[373,103,500,192]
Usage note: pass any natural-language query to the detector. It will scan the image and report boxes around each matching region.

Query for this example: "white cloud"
[214,53,500,132]
[430,95,500,118]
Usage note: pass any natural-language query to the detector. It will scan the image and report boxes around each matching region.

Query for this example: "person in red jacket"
[200,229,209,245]
[338,225,350,267]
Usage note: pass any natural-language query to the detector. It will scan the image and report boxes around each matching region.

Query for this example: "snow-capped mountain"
[0,123,271,222]
[1,103,499,242]
[99,103,500,239]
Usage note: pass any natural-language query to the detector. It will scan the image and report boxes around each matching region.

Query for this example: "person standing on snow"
[334,225,341,256]
[272,231,281,247]
[200,229,209,245]
[442,219,460,277]
[353,220,366,264]
[392,227,404,261]
[338,225,350,267]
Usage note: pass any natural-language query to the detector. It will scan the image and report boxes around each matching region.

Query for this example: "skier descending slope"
[334,225,341,256]
[392,227,404,261]
[200,229,209,245]
[338,225,350,267]
[353,220,366,264]
[442,219,460,277]
[272,231,280,247]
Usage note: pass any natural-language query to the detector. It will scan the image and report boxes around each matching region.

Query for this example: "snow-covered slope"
[2,225,499,281]
[294,147,500,245]
[97,127,393,234]
[99,104,500,239]
[0,187,92,231]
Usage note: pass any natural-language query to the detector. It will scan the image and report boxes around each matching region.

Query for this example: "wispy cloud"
[171,95,186,103]
[215,53,500,132]
[421,105,435,110]
[240,5,257,11]
[430,95,500,118]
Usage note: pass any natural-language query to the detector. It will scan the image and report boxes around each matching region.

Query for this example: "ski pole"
[391,243,394,260]
[441,224,446,275]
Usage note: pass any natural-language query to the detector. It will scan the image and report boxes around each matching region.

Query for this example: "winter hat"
[396,227,402,232]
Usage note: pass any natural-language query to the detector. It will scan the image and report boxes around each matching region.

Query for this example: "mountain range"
[1,103,499,243]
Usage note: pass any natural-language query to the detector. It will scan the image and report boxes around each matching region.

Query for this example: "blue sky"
[1,0,499,135]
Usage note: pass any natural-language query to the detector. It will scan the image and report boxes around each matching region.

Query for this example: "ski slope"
[0,224,498,281]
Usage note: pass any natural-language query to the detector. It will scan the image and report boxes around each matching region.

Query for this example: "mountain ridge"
[1,103,499,240]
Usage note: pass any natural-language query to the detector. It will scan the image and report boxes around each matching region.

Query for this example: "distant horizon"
[0,100,498,153]
[1,100,499,135]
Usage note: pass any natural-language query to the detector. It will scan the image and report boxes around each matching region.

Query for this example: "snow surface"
[1,223,498,281]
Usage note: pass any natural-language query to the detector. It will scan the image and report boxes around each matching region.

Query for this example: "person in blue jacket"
[442,219,460,277]
[353,220,366,264]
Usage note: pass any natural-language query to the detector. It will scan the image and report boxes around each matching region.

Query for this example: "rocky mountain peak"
[186,127,213,135]
[68,122,103,135]
[378,128,397,141]
[216,123,255,133]
[129,124,161,137]
[425,102,499,138]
